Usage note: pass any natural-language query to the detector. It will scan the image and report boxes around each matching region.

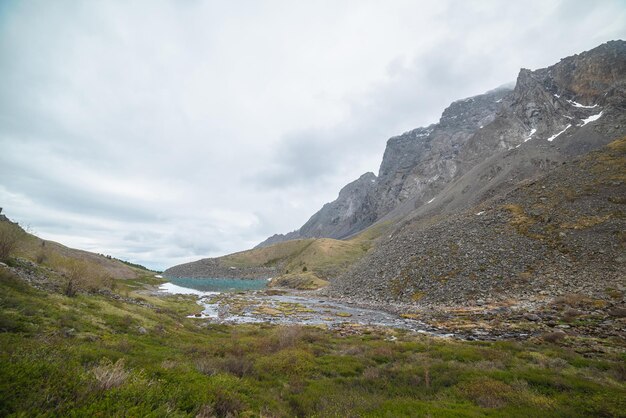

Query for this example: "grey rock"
[256,41,626,250]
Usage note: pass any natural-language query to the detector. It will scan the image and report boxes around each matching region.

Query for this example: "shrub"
[272,325,304,351]
[212,389,245,417]
[458,377,512,408]
[540,331,567,344]
[222,355,254,377]
[195,357,221,376]
[196,355,254,378]
[35,241,48,264]
[362,366,381,380]
[0,221,25,261]
[255,349,315,378]
[56,258,102,296]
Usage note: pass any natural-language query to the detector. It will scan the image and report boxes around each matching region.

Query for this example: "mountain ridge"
[254,40,625,249]
[168,41,626,306]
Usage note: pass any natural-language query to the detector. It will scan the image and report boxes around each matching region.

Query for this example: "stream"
[158,280,454,336]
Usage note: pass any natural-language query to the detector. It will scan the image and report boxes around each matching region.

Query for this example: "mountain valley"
[1,40,625,417]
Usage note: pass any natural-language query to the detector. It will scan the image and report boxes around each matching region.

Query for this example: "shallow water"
[164,277,268,292]
[159,281,453,336]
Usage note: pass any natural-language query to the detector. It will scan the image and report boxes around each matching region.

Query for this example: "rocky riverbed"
[157,282,625,343]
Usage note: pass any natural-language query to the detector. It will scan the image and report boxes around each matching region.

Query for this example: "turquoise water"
[167,277,268,292]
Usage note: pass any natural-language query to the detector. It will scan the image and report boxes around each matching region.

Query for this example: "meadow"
[1,265,624,417]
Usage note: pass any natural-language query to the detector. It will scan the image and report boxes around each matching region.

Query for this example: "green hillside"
[219,222,391,289]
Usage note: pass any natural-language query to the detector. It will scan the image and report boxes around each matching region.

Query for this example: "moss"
[252,306,283,316]
[503,204,544,240]
[411,291,425,301]
[560,214,613,230]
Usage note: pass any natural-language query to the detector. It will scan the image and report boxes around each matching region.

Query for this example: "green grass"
[216,221,393,289]
[1,267,625,417]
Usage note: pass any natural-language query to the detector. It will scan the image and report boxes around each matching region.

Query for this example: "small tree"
[0,221,26,262]
[35,240,48,264]
[60,258,91,297]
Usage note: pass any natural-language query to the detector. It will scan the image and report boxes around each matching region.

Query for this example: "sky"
[1,0,624,270]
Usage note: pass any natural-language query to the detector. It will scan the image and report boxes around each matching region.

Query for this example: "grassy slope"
[13,228,148,280]
[218,222,391,289]
[1,220,625,416]
[1,266,625,417]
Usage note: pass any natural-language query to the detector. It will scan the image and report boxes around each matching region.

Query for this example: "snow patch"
[496,99,502,103]
[524,128,537,142]
[427,198,435,204]
[553,93,560,98]
[159,282,219,297]
[476,211,485,216]
[580,111,603,126]
[546,125,571,142]
[566,99,598,109]
[154,274,163,279]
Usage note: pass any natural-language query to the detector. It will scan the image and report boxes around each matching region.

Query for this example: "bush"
[272,325,304,351]
[196,354,254,378]
[255,349,315,378]
[55,258,105,296]
[458,377,513,408]
[540,331,567,344]
[0,221,25,261]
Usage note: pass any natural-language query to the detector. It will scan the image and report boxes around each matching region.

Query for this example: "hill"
[0,214,150,295]
[164,222,390,289]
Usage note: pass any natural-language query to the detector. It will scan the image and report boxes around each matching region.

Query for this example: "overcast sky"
[1,1,624,270]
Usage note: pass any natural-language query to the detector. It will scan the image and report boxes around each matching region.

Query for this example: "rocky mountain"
[331,137,626,306]
[326,40,626,307]
[256,172,378,247]
[257,40,626,247]
[169,41,625,303]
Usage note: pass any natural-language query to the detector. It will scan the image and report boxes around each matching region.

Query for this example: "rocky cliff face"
[330,41,626,306]
[331,137,626,306]
[256,172,379,247]
[373,87,510,220]
[257,41,626,248]
[257,87,511,248]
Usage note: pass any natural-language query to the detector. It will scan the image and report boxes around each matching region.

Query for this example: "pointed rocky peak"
[255,41,626,249]
[439,87,511,131]
[338,172,377,199]
[549,40,626,104]
[512,40,625,112]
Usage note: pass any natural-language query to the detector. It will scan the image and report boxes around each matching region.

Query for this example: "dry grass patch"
[560,214,612,230]
[91,358,129,390]
[458,377,513,408]
[503,204,544,239]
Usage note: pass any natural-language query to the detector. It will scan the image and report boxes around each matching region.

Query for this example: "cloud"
[0,0,624,270]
